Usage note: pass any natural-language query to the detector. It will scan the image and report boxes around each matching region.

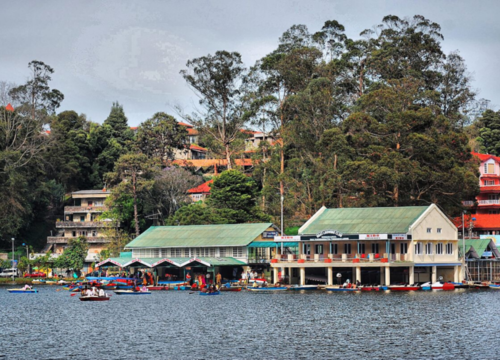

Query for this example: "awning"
[248,241,299,248]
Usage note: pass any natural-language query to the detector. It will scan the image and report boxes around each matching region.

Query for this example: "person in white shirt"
[99,288,105,297]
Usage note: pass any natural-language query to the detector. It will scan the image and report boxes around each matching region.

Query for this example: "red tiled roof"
[453,214,500,230]
[472,152,500,163]
[480,186,500,191]
[130,127,138,130]
[173,159,254,167]
[187,179,213,194]
[187,128,198,135]
[190,144,207,152]
[179,122,193,128]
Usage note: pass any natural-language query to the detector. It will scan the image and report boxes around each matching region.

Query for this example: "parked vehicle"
[23,271,46,278]
[0,268,20,278]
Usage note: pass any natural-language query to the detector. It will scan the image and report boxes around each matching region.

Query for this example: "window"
[436,243,443,255]
[91,230,97,237]
[209,248,216,257]
[330,243,338,255]
[219,248,226,257]
[359,243,366,254]
[80,216,85,222]
[344,243,351,254]
[425,243,433,255]
[233,247,243,258]
[426,228,432,233]
[303,243,311,255]
[88,201,93,206]
[415,242,423,255]
[184,248,190,257]
[172,249,181,257]
[437,228,442,234]
[487,163,495,174]
[446,243,453,255]
[371,243,379,254]
[400,243,408,254]
[485,180,495,186]
[315,244,324,254]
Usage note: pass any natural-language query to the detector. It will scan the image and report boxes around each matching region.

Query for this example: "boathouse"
[96,223,284,281]
[271,204,463,286]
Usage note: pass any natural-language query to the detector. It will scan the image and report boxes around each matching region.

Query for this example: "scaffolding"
[466,260,500,282]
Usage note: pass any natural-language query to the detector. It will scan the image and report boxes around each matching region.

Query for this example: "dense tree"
[180,51,248,169]
[135,112,187,162]
[477,109,500,156]
[54,237,88,273]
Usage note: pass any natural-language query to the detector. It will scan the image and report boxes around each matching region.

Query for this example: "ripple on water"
[0,287,498,360]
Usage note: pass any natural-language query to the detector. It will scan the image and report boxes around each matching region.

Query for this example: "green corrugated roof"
[125,223,273,249]
[301,206,429,235]
[96,257,131,267]
[460,239,491,258]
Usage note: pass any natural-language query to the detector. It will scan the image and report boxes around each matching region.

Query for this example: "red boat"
[220,286,242,292]
[147,285,169,291]
[360,286,380,292]
[388,285,420,291]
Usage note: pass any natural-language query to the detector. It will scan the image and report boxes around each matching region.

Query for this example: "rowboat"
[247,287,287,292]
[325,286,359,292]
[489,284,500,290]
[8,288,38,293]
[114,290,151,295]
[199,291,221,296]
[219,286,242,292]
[468,281,489,289]
[388,285,420,291]
[450,282,468,289]
[289,285,318,291]
[79,295,110,302]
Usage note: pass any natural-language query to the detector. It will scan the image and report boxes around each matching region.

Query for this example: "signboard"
[316,230,343,238]
[482,251,493,258]
[359,234,388,240]
[263,231,279,239]
[392,234,407,240]
[274,236,301,242]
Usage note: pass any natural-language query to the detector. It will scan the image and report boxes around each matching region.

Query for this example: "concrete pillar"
[385,266,391,286]
[327,267,333,285]
[356,267,361,284]
[431,266,437,283]
[380,267,385,285]
[288,267,292,284]
[409,266,414,285]
[300,267,305,286]
[273,267,279,284]
[454,266,460,283]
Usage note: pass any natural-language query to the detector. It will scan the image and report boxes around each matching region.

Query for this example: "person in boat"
[141,285,148,292]
[356,280,360,288]
[23,284,32,290]
[99,288,105,297]
[224,282,231,289]
[252,281,259,288]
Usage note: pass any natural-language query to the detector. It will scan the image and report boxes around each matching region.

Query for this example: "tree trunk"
[225,144,232,170]
[132,171,140,237]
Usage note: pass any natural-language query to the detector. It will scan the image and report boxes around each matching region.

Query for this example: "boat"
[388,285,420,291]
[421,282,431,291]
[489,284,500,290]
[247,287,288,292]
[219,286,242,292]
[360,286,383,292]
[114,290,151,295]
[450,282,468,289]
[199,291,221,296]
[8,288,38,293]
[431,282,455,291]
[468,281,489,289]
[79,295,110,302]
[289,285,318,291]
[147,285,169,291]
[325,285,359,292]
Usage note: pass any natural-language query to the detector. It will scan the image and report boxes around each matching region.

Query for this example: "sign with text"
[359,234,388,240]
[274,236,301,242]
[392,234,407,240]
[263,231,279,239]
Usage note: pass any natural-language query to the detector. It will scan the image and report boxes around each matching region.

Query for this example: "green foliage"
[54,237,89,271]
[168,203,229,225]
[477,109,500,156]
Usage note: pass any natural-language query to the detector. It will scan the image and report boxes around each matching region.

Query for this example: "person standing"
[206,272,211,285]
[216,272,222,286]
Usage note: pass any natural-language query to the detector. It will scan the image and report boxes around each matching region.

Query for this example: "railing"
[47,236,110,244]
[273,253,409,264]
[478,200,500,205]
[56,221,108,228]
[248,257,271,264]
[462,201,475,206]
[64,206,108,213]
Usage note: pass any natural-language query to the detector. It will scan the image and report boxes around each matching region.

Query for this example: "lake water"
[0,287,497,360]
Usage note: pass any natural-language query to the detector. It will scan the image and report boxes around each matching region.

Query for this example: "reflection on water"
[0,287,497,359]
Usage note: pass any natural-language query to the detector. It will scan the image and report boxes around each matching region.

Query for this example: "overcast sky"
[1,0,499,126]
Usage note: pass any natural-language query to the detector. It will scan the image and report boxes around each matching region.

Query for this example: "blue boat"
[114,290,151,295]
[199,291,221,296]
[247,287,288,292]
[421,282,431,291]
[289,285,318,290]
[489,284,500,290]
[8,289,38,293]
[325,286,359,292]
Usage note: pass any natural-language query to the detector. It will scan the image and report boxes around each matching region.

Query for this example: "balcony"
[56,221,109,228]
[478,200,500,206]
[64,206,108,214]
[271,253,409,265]
[248,256,272,264]
[47,236,110,244]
